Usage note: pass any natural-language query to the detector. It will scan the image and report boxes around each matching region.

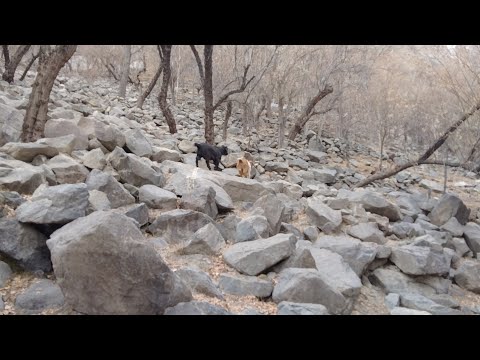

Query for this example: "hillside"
[1,72,480,315]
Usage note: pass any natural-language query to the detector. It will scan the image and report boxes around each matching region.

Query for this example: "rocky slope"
[1,72,480,315]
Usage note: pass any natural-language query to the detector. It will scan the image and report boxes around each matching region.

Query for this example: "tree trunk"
[2,45,10,65]
[287,85,333,141]
[355,101,480,188]
[137,47,163,109]
[203,45,214,144]
[118,45,131,98]
[157,45,176,134]
[2,45,31,83]
[443,151,448,194]
[170,72,176,106]
[21,45,77,142]
[254,96,266,130]
[379,131,385,171]
[20,52,40,81]
[278,96,286,149]
[223,101,232,141]
[190,45,204,92]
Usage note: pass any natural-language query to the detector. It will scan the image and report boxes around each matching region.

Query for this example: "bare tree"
[119,45,132,98]
[2,45,31,83]
[137,46,163,109]
[157,45,176,134]
[287,85,333,140]
[201,45,255,144]
[22,45,77,142]
[222,101,233,141]
[355,101,480,187]
[20,49,40,81]
[190,45,204,93]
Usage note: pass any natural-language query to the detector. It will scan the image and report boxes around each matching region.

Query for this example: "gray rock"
[163,171,234,211]
[390,244,451,276]
[218,272,273,298]
[312,168,337,184]
[175,267,224,299]
[46,154,89,184]
[369,267,436,296]
[147,209,216,244]
[399,292,462,315]
[447,237,471,257]
[306,199,342,234]
[305,150,328,163]
[310,248,362,300]
[235,215,270,243]
[86,169,135,208]
[181,223,226,255]
[151,147,182,163]
[164,301,231,315]
[178,140,196,154]
[94,122,126,151]
[125,128,153,157]
[15,279,64,312]
[16,183,89,224]
[390,307,431,315]
[44,119,89,150]
[277,301,330,315]
[391,222,426,239]
[217,214,241,243]
[139,184,177,210]
[0,297,3,310]
[416,275,451,294]
[440,217,464,237]
[108,147,164,187]
[47,212,192,314]
[0,260,12,287]
[419,179,443,193]
[0,103,24,146]
[0,142,59,162]
[252,194,285,235]
[454,260,480,293]
[288,158,309,170]
[344,190,403,221]
[180,184,218,219]
[272,241,316,272]
[272,268,348,314]
[87,190,111,212]
[160,160,272,203]
[303,226,319,241]
[385,293,400,310]
[313,235,377,276]
[82,148,106,170]
[415,218,439,231]
[110,203,149,227]
[463,222,480,255]
[0,158,46,194]
[0,219,50,272]
[347,222,386,244]
[428,193,470,226]
[223,233,295,275]
[36,134,76,155]
[0,191,26,208]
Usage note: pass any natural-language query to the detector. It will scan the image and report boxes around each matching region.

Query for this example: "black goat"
[194,142,228,171]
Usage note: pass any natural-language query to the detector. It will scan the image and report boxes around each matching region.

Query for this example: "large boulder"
[341,190,403,222]
[174,267,223,299]
[277,301,330,315]
[181,223,226,255]
[180,184,218,219]
[272,268,348,314]
[147,209,216,245]
[0,103,24,146]
[15,279,65,313]
[107,147,164,187]
[218,273,273,298]
[463,222,480,255]
[0,142,59,162]
[306,199,342,234]
[47,212,192,314]
[85,169,135,208]
[390,244,451,276]
[16,183,89,225]
[94,122,126,151]
[0,158,46,194]
[44,118,89,150]
[428,193,470,226]
[124,128,153,158]
[138,185,177,211]
[164,301,231,315]
[454,260,480,294]
[46,154,89,184]
[160,161,272,202]
[223,233,295,276]
[0,219,51,272]
[313,235,377,276]
[252,194,285,235]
